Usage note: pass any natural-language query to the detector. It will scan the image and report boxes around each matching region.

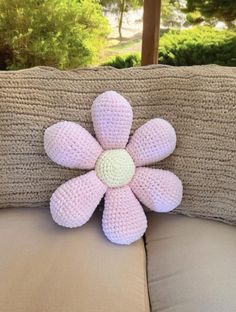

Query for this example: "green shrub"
[159,26,236,66]
[102,54,141,68]
[0,0,110,70]
[186,11,204,25]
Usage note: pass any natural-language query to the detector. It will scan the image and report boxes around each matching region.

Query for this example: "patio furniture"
[0,64,235,311]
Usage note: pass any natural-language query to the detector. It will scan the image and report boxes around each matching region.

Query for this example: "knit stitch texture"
[44,90,183,245]
[95,149,135,188]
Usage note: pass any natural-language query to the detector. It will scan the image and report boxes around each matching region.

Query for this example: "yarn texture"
[95,149,135,188]
[44,91,183,245]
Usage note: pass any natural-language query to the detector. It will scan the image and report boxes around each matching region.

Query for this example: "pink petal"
[92,91,133,149]
[44,121,103,169]
[130,167,183,212]
[126,118,176,166]
[50,171,107,228]
[103,186,147,245]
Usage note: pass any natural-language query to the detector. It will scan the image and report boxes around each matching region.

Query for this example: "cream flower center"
[95,149,135,188]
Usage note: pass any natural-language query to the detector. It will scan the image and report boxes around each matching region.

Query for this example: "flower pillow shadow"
[44,91,183,245]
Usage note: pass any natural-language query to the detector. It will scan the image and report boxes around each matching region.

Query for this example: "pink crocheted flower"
[44,91,183,245]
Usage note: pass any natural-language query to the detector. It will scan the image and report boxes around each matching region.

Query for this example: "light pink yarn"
[50,171,107,228]
[44,121,102,169]
[92,91,133,149]
[130,168,183,212]
[44,91,183,245]
[126,118,176,166]
[103,186,147,245]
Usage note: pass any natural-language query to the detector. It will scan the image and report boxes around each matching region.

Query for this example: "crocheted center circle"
[95,149,135,188]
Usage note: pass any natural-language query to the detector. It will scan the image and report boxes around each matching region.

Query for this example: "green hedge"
[103,27,236,68]
[102,54,141,68]
[159,26,236,66]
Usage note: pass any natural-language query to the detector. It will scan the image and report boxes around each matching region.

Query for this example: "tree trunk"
[0,46,13,70]
[118,0,126,39]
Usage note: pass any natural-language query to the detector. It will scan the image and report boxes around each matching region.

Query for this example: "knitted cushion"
[44,91,183,245]
[0,65,235,225]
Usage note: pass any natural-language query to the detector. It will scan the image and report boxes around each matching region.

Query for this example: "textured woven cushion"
[0,65,235,224]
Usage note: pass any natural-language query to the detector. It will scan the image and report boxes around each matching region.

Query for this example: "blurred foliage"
[102,53,140,68]
[184,0,236,29]
[161,0,185,27]
[100,0,142,38]
[100,0,185,36]
[0,0,110,70]
[186,11,204,25]
[103,27,236,68]
[159,26,236,66]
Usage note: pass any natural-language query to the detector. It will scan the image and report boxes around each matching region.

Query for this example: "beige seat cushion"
[0,208,150,312]
[145,213,236,312]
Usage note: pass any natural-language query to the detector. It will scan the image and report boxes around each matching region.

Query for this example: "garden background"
[0,0,235,70]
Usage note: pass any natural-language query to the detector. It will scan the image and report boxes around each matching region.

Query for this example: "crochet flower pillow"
[44,91,183,245]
